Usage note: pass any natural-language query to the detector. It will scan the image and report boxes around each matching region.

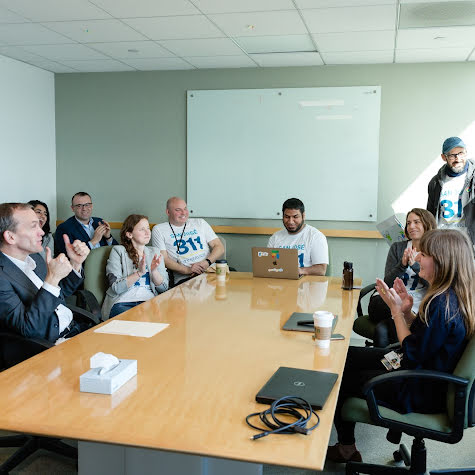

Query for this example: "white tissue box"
[80,359,137,395]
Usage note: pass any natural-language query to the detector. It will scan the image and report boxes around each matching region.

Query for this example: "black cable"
[246,396,320,440]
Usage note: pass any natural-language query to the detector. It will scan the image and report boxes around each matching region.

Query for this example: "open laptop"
[256,366,338,410]
[252,247,301,280]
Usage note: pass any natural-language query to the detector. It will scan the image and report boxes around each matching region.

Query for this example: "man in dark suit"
[0,202,91,343]
[54,191,117,256]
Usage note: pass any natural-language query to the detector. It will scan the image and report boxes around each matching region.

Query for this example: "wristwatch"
[205,258,212,266]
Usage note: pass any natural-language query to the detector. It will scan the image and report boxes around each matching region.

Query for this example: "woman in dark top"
[28,200,53,261]
[327,229,474,463]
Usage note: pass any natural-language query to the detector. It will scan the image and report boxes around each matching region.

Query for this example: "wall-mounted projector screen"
[187,86,380,221]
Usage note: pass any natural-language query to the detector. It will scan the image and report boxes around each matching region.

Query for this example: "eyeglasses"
[73,203,93,209]
[445,151,466,160]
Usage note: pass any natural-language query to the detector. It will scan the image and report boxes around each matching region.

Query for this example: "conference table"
[0,272,361,474]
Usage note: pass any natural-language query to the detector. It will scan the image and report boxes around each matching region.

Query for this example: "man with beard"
[427,136,475,247]
[267,198,328,276]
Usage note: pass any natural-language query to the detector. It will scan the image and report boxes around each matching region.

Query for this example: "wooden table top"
[0,273,360,471]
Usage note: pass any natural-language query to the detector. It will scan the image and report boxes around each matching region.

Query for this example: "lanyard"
[169,222,187,258]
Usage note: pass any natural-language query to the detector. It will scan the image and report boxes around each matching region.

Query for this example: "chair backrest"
[218,236,227,260]
[83,246,113,305]
[0,332,51,370]
[449,335,475,428]
[325,250,332,276]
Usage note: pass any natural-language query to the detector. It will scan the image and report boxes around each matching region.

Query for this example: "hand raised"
[151,253,162,272]
[393,277,414,315]
[63,234,89,268]
[45,250,73,286]
[138,254,146,276]
[92,224,107,243]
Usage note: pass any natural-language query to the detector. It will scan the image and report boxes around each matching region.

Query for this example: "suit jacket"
[54,216,118,256]
[0,252,83,342]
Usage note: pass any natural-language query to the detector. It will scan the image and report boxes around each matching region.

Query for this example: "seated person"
[368,208,437,347]
[54,191,117,256]
[267,198,328,276]
[327,229,474,463]
[103,215,168,318]
[28,200,54,261]
[151,197,224,286]
[0,202,93,343]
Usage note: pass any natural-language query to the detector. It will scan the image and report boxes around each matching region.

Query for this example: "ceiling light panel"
[235,34,314,54]
[190,0,294,14]
[159,38,243,57]
[123,15,225,40]
[302,5,397,33]
[42,19,147,43]
[399,1,475,28]
[321,49,394,64]
[88,41,173,59]
[314,30,395,52]
[209,10,307,37]
[0,0,112,22]
[184,54,256,68]
[89,0,199,18]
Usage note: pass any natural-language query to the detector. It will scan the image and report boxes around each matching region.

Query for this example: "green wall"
[55,62,475,284]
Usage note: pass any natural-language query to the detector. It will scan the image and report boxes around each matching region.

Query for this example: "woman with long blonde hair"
[327,229,474,463]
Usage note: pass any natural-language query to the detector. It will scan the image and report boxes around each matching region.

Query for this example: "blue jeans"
[109,301,143,318]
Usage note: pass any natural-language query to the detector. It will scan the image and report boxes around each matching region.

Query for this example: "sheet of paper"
[94,320,169,338]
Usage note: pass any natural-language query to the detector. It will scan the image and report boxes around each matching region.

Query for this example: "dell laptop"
[252,247,301,280]
[256,366,338,410]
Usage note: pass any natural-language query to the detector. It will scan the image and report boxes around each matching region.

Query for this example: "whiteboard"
[187,86,380,221]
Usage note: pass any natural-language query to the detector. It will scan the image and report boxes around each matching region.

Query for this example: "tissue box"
[80,359,137,395]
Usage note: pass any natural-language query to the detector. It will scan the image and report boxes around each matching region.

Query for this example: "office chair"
[0,306,97,473]
[75,245,113,320]
[352,283,377,344]
[341,335,475,475]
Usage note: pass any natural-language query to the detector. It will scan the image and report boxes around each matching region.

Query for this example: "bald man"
[151,197,224,286]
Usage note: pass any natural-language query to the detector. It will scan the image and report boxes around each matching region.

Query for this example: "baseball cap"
[442,137,466,155]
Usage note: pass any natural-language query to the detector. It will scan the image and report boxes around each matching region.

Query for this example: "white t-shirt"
[116,269,155,304]
[152,218,218,283]
[438,173,468,236]
[267,224,328,268]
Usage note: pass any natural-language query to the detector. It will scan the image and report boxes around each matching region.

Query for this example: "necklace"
[169,222,187,261]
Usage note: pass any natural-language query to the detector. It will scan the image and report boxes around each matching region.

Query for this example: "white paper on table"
[94,320,169,338]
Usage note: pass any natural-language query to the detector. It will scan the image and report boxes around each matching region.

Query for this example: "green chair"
[342,335,475,475]
[76,246,113,320]
[352,283,377,344]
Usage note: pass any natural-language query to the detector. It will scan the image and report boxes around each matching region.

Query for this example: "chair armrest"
[0,331,53,370]
[356,283,376,317]
[74,289,103,322]
[363,370,469,443]
[67,303,101,325]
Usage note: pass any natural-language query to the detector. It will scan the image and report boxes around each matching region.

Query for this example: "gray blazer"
[102,245,168,318]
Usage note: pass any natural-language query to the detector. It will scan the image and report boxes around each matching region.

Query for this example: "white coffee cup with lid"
[313,311,334,348]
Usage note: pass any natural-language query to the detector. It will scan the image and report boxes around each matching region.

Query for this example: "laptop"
[252,247,301,280]
[256,366,338,410]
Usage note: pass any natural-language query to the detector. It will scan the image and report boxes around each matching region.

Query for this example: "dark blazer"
[54,216,118,256]
[0,252,83,342]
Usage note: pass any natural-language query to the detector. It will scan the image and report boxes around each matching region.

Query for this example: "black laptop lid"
[256,366,338,410]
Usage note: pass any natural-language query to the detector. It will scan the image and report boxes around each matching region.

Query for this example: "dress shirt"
[75,217,113,250]
[5,254,74,333]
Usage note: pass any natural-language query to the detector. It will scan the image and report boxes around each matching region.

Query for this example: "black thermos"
[342,261,353,290]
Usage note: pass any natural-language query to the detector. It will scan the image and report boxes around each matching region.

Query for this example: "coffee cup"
[313,311,334,348]
[216,259,228,283]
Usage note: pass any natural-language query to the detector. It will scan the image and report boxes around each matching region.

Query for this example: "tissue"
[90,352,120,375]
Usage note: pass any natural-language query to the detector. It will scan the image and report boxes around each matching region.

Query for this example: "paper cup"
[313,311,334,348]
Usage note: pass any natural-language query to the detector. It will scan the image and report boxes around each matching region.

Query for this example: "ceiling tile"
[191,0,294,14]
[396,47,471,62]
[0,0,111,22]
[121,56,195,70]
[88,40,173,58]
[123,15,224,40]
[235,34,315,53]
[184,54,256,68]
[159,37,243,56]
[302,5,396,33]
[397,26,475,49]
[321,49,394,64]
[250,51,323,67]
[0,45,45,61]
[209,10,307,37]
[61,58,136,71]
[296,0,395,7]
[0,5,30,23]
[42,19,147,43]
[27,59,79,72]
[399,1,475,28]
[89,0,199,18]
[0,23,73,45]
[314,30,394,52]
[21,43,109,60]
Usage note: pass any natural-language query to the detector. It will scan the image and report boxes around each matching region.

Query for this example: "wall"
[54,62,475,285]
[0,55,56,221]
